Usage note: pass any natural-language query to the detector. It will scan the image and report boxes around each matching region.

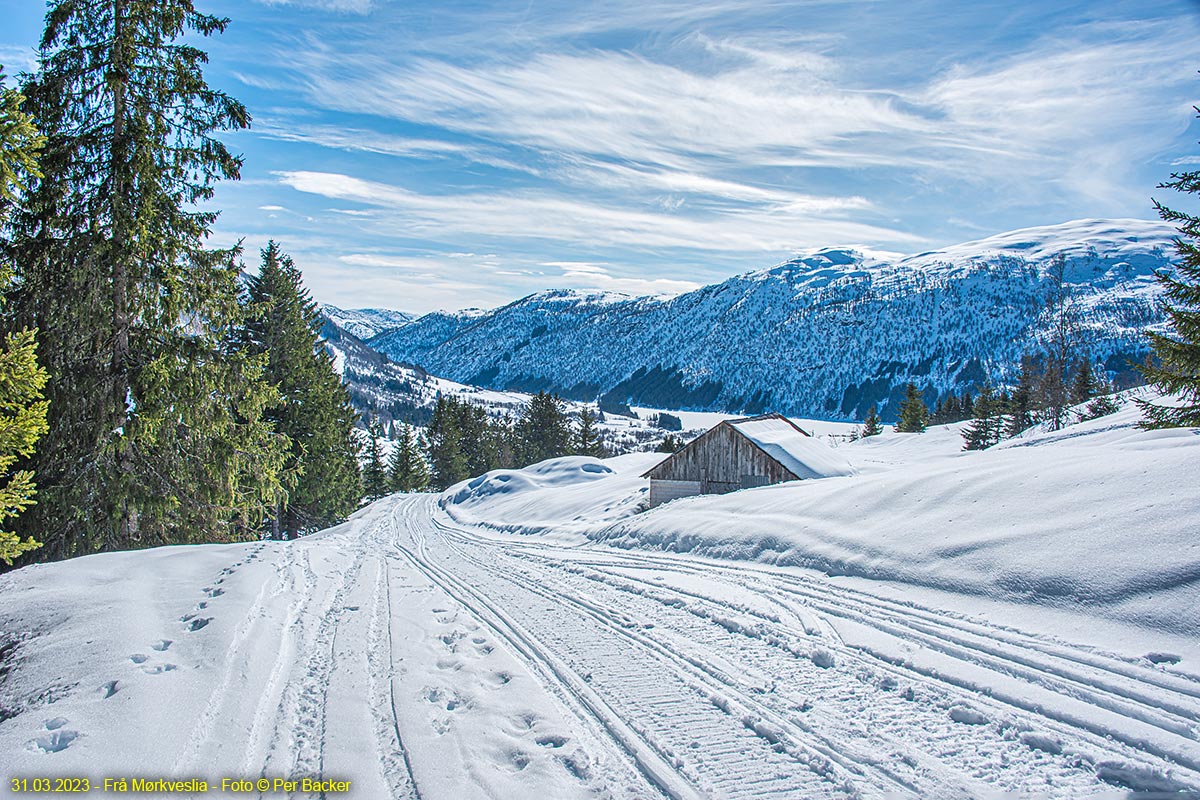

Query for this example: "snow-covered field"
[2,395,1199,798]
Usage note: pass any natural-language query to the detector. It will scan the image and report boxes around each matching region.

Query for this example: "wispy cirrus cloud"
[273,170,924,253]
[181,1,1200,311]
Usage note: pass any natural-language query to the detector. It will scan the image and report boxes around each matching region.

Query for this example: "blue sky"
[3,0,1200,313]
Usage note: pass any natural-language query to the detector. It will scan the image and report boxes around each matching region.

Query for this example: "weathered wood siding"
[645,423,798,494]
[648,479,702,507]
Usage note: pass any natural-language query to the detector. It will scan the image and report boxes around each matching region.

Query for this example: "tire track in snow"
[383,503,699,800]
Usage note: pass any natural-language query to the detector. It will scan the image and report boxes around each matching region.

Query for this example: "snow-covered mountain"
[368,219,1175,420]
[318,315,782,452]
[321,305,414,340]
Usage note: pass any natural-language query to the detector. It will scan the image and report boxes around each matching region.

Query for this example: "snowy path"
[3,493,1200,798]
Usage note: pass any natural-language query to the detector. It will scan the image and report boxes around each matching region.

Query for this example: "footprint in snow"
[151,640,172,652]
[27,719,78,753]
[98,681,119,699]
[130,654,149,664]
[507,750,530,772]
[185,618,211,632]
[141,664,177,675]
[203,587,224,598]
[485,672,512,689]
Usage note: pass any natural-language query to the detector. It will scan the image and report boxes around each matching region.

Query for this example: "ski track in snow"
[4,492,1200,799]
[388,493,1200,799]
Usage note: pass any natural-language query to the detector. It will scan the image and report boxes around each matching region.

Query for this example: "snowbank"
[441,453,665,542]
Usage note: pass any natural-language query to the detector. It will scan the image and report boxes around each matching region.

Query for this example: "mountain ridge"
[360,218,1175,420]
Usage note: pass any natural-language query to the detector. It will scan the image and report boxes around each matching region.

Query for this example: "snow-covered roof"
[729,415,855,480]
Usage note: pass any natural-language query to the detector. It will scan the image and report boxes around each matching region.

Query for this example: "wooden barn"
[642,413,855,508]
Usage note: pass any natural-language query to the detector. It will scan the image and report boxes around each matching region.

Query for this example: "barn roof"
[727,415,855,480]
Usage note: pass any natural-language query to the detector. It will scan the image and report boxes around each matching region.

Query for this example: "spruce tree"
[861,405,882,437]
[8,0,286,557]
[655,434,682,453]
[574,406,605,457]
[1070,358,1099,406]
[425,396,469,490]
[1139,136,1200,427]
[895,383,928,433]
[1005,356,1038,438]
[961,385,1003,451]
[517,391,571,464]
[361,415,388,501]
[242,242,361,538]
[388,422,429,493]
[0,71,49,563]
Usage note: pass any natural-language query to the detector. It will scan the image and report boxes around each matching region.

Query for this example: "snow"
[3,392,1200,798]
[442,454,664,542]
[728,416,856,479]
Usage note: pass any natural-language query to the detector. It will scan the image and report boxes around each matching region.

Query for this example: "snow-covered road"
[3,492,1199,799]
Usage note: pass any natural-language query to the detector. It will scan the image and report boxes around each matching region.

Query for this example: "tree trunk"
[110,0,136,543]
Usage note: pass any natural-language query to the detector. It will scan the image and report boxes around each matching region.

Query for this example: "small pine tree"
[895,383,928,433]
[1070,358,1099,406]
[574,406,605,457]
[361,416,388,501]
[861,405,882,437]
[1138,128,1200,428]
[1005,356,1038,438]
[424,396,469,490]
[517,391,571,464]
[961,385,1003,451]
[388,422,430,493]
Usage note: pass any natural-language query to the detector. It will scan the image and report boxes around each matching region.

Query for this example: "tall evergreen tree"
[361,415,388,501]
[0,69,49,564]
[861,405,882,437]
[425,396,469,490]
[388,422,429,493]
[1139,132,1200,427]
[7,0,286,557]
[574,406,605,457]
[895,383,928,433]
[242,242,360,538]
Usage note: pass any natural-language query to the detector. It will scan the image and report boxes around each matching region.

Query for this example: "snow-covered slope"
[370,219,1174,420]
[321,305,414,340]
